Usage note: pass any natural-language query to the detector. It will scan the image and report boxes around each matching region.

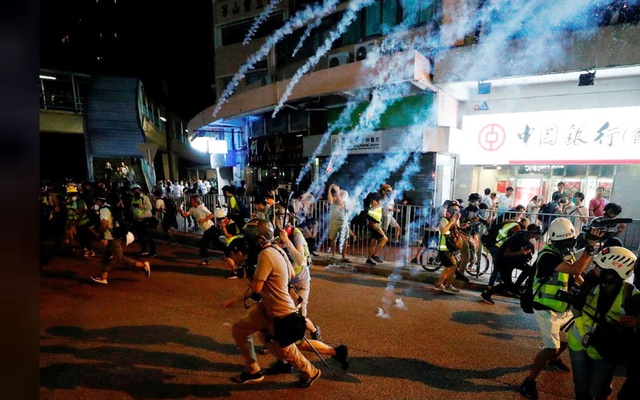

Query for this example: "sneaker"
[444,285,460,294]
[236,266,245,279]
[200,260,209,266]
[148,253,158,258]
[90,275,108,285]
[410,258,418,264]
[264,360,294,375]
[139,251,150,256]
[519,378,538,400]
[230,370,264,384]
[226,270,238,280]
[310,325,322,342]
[143,261,151,278]
[296,369,321,388]
[372,255,383,263]
[340,258,351,263]
[84,250,95,257]
[333,344,349,370]
[310,252,319,257]
[480,291,495,305]
[455,271,470,283]
[366,258,376,265]
[434,283,445,291]
[548,358,571,372]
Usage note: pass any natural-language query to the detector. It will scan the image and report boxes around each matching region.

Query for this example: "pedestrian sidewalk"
[151,230,492,292]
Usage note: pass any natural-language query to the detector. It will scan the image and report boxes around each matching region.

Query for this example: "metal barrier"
[167,194,640,261]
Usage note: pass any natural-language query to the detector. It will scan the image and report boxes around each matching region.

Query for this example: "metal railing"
[166,193,640,263]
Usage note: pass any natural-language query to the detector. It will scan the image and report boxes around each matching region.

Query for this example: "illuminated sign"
[453,107,640,165]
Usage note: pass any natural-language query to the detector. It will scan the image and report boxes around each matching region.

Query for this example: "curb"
[150,230,489,292]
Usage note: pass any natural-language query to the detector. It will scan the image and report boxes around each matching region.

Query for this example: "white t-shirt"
[100,206,114,240]
[564,204,589,233]
[497,194,513,212]
[188,204,213,231]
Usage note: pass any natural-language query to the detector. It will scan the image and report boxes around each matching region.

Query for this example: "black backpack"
[164,197,178,217]
[537,201,553,221]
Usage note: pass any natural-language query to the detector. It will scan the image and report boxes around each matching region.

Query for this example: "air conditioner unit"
[260,75,272,86]
[327,52,351,68]
[354,40,377,62]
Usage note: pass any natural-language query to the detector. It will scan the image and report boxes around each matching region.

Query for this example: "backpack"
[445,223,465,251]
[481,220,503,247]
[164,197,178,217]
[537,201,553,221]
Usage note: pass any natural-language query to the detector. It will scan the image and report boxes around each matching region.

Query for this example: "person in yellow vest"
[519,218,604,400]
[130,184,157,257]
[365,192,388,265]
[567,246,639,400]
[215,207,242,279]
[65,184,90,253]
[434,200,464,294]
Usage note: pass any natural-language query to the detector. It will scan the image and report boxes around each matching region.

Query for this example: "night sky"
[39,1,215,120]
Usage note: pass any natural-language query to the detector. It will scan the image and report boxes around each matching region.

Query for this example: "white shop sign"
[331,132,382,154]
[454,107,640,165]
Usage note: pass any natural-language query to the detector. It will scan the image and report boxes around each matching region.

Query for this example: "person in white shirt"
[178,195,220,266]
[563,191,589,235]
[497,186,514,216]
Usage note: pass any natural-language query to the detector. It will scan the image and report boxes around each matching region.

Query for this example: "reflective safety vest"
[131,195,149,220]
[291,227,310,275]
[533,245,573,312]
[367,206,382,223]
[568,283,634,359]
[67,199,90,226]
[439,218,453,251]
[495,222,519,248]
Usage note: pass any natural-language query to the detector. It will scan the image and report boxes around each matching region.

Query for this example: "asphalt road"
[39,241,627,400]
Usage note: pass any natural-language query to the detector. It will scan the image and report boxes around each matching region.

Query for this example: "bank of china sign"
[454,107,640,165]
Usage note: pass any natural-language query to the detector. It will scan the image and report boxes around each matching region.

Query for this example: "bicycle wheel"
[466,252,491,277]
[420,247,442,272]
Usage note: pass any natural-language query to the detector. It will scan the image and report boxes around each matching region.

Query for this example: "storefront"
[451,106,640,206]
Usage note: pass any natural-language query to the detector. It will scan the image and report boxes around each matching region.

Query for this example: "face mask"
[93,204,100,211]
[71,196,77,202]
[572,197,578,205]
[133,192,141,198]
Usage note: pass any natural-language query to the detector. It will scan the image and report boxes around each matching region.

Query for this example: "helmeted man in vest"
[519,218,604,400]
[130,184,157,257]
[365,191,388,265]
[568,246,639,400]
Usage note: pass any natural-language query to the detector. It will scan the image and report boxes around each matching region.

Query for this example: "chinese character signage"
[454,107,640,165]
[249,132,303,166]
[330,132,382,154]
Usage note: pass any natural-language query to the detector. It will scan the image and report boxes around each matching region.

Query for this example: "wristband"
[584,245,595,256]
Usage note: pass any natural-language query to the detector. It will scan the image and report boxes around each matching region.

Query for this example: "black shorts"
[438,251,456,267]
[368,224,384,240]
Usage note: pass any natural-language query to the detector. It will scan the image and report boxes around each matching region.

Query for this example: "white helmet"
[594,246,637,279]
[125,231,135,246]
[548,217,575,241]
[214,208,227,219]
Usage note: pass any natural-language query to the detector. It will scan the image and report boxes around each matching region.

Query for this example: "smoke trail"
[212,0,341,117]
[292,18,322,57]
[243,0,282,46]
[272,0,376,116]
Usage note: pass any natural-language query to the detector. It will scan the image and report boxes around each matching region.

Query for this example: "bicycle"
[466,244,492,277]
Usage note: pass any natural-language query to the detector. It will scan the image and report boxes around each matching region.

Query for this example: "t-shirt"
[589,197,606,217]
[99,206,114,240]
[188,204,214,231]
[535,248,564,280]
[254,246,297,318]
[564,204,589,233]
[497,194,513,213]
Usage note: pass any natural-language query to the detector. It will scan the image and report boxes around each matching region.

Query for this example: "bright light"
[159,116,166,122]
[39,75,56,80]
[208,139,228,154]
[190,136,209,153]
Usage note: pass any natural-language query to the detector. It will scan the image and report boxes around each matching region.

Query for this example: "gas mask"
[71,196,77,202]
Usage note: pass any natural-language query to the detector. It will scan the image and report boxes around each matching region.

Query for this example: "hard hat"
[215,208,227,219]
[243,218,274,243]
[548,217,575,241]
[130,184,141,191]
[66,185,78,194]
[125,231,135,246]
[594,246,637,280]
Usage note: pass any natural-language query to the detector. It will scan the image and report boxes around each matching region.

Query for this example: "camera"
[555,287,585,309]
[583,218,631,233]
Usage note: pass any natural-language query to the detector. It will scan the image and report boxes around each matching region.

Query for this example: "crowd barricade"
[166,194,640,260]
